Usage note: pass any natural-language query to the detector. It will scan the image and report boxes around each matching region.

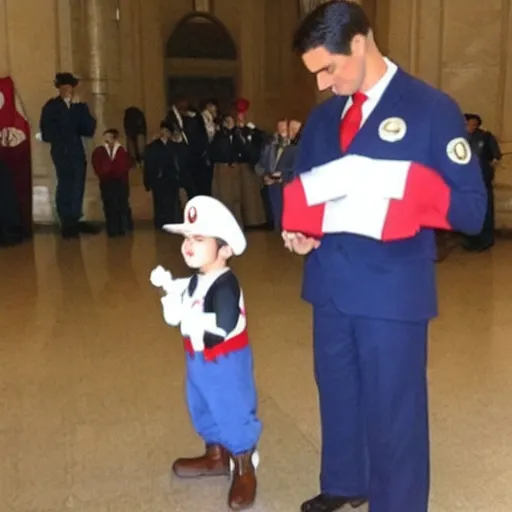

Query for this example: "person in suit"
[463,113,502,251]
[210,114,244,226]
[255,119,289,230]
[233,98,267,227]
[39,72,98,239]
[144,122,189,228]
[281,2,486,512]
[198,98,219,195]
[166,97,207,197]
[279,120,302,185]
[187,104,211,196]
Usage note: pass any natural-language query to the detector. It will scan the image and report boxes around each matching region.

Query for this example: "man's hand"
[282,231,321,255]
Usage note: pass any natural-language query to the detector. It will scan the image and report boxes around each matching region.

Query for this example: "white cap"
[162,196,247,256]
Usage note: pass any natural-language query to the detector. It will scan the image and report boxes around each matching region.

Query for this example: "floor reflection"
[0,231,511,511]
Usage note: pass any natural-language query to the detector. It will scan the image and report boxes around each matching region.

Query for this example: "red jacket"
[92,143,131,181]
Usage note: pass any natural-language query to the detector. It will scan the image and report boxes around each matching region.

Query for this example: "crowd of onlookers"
[93,96,304,238]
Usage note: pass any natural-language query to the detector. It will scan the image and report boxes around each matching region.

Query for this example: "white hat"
[162,196,247,256]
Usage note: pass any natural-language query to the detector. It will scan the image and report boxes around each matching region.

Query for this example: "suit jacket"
[255,135,288,176]
[39,97,96,165]
[277,143,299,183]
[166,107,209,168]
[210,129,242,165]
[294,67,486,321]
[143,138,186,190]
[468,128,502,185]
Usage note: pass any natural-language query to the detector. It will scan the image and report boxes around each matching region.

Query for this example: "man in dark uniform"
[198,98,219,196]
[144,121,190,228]
[39,72,98,238]
[165,97,207,197]
[464,113,502,251]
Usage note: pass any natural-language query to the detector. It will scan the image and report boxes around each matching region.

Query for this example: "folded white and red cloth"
[282,154,451,241]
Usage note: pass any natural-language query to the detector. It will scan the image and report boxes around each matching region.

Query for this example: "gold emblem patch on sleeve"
[446,137,471,165]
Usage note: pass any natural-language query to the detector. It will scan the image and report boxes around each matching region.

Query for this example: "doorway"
[165,13,238,112]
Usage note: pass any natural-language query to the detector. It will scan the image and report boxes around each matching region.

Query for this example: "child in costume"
[150,195,261,511]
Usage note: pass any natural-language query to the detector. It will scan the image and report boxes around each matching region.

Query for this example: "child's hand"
[150,265,173,290]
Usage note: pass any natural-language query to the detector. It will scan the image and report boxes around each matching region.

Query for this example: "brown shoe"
[172,444,230,478]
[228,450,257,510]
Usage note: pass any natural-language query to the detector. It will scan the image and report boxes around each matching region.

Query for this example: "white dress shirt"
[341,57,398,126]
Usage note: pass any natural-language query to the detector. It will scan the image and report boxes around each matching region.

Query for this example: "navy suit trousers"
[313,300,430,512]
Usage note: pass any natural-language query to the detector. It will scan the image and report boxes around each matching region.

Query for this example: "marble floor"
[0,230,511,512]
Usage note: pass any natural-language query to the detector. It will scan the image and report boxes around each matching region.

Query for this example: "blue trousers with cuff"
[185,346,262,455]
[313,301,430,512]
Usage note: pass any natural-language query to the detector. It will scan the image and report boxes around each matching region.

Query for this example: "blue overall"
[185,347,262,455]
[293,67,486,511]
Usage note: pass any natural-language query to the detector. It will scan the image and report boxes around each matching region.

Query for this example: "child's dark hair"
[104,128,120,138]
[215,238,228,249]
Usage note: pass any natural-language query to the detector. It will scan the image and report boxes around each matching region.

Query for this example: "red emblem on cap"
[187,206,197,223]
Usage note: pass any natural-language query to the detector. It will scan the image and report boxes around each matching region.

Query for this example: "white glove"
[151,265,190,327]
[150,265,173,293]
[161,294,184,327]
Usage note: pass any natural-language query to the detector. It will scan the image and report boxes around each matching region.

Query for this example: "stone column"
[82,0,122,138]
[78,0,122,220]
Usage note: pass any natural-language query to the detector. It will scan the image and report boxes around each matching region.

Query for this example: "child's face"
[104,133,116,146]
[223,117,234,130]
[181,235,231,272]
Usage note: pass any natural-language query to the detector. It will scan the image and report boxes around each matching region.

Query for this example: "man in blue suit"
[282,2,487,512]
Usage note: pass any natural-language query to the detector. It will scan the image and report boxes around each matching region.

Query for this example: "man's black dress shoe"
[301,494,367,511]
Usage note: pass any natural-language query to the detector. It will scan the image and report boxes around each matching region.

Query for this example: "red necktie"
[340,92,368,152]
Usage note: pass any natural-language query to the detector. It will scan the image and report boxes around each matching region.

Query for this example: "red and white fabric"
[282,157,452,241]
[0,76,32,235]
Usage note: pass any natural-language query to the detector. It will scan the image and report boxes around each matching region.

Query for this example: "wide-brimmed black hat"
[54,72,79,88]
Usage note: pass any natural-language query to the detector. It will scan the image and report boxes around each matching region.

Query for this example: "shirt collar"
[364,57,398,102]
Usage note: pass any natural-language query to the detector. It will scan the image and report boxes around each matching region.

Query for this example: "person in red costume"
[0,76,32,239]
[91,129,133,237]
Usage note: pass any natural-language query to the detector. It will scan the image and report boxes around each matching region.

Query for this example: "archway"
[165,13,238,113]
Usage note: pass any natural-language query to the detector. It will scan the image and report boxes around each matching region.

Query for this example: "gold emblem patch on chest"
[378,117,407,142]
[446,137,471,165]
